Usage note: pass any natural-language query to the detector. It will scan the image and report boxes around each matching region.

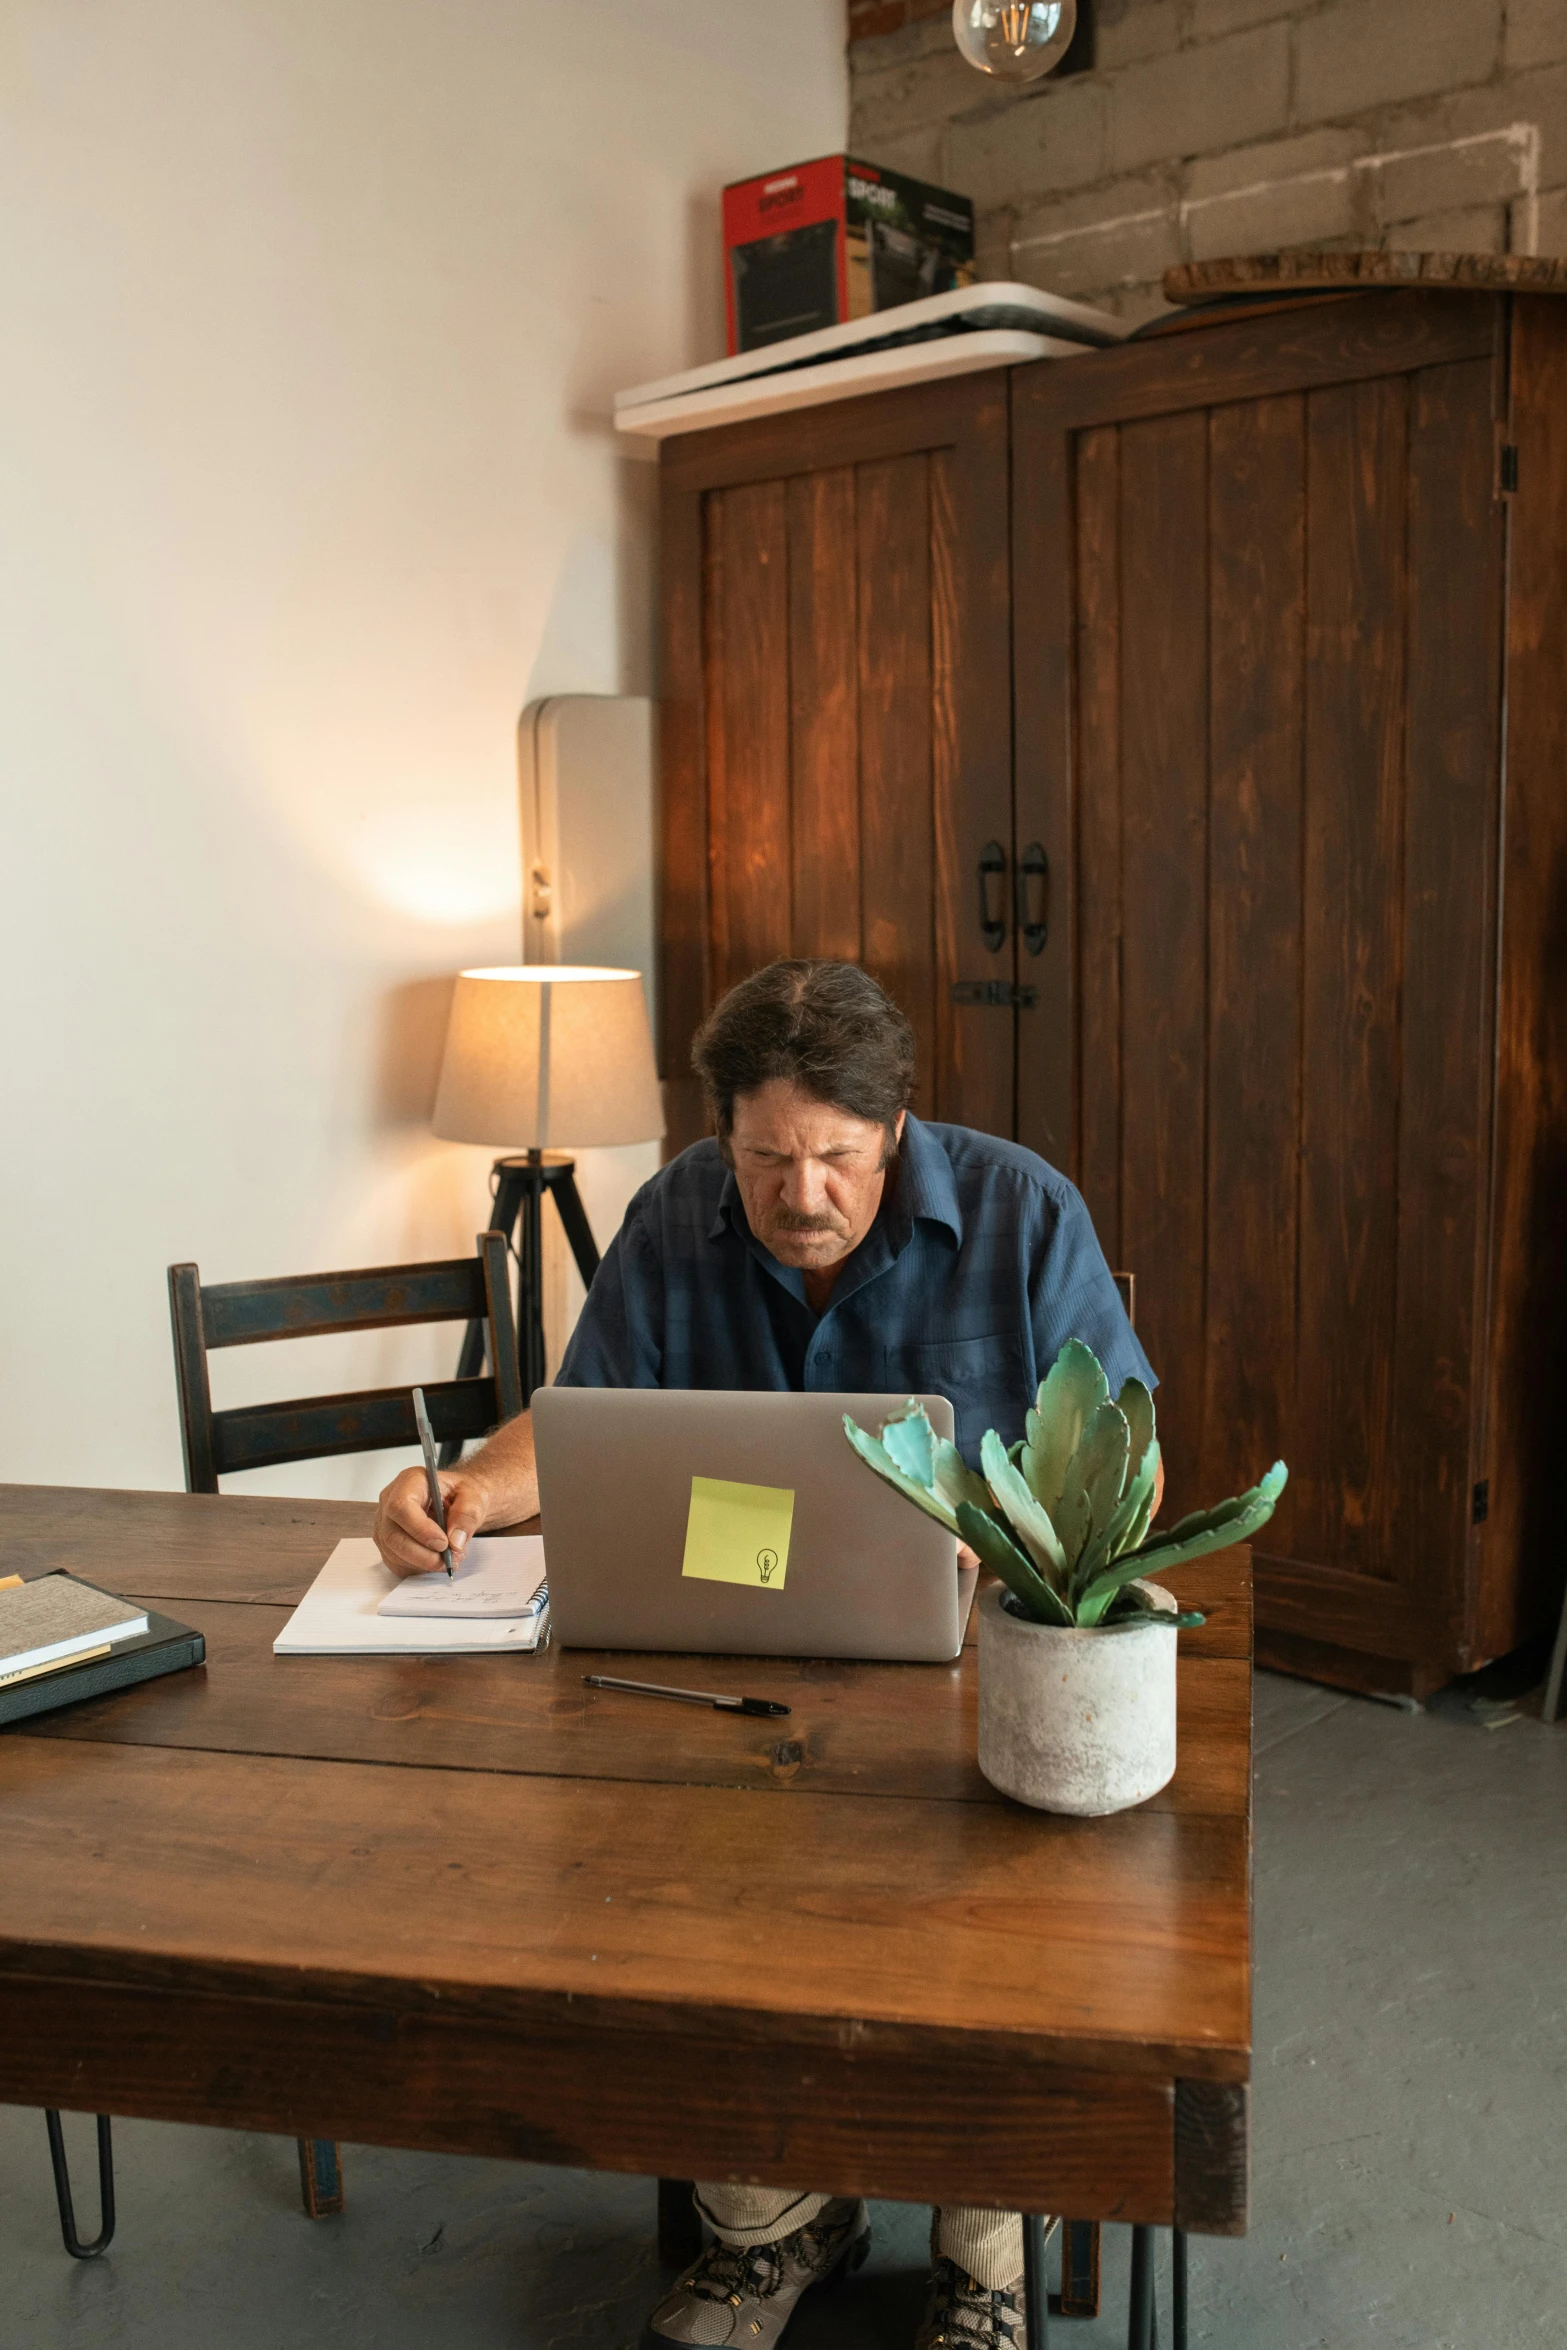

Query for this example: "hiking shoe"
[914,2256,1027,2349]
[643,2197,869,2346]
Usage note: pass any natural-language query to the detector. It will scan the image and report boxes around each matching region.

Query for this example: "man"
[375,958,1154,2350]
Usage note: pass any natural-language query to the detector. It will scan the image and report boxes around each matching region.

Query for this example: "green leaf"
[1061,1400,1133,1600]
[842,1414,959,1534]
[879,1401,935,1489]
[1019,1339,1109,1516]
[1100,1435,1160,1565]
[1097,1604,1207,1634]
[955,1499,1074,1627]
[1131,1462,1289,1574]
[1116,1377,1156,1478]
[932,1437,993,1519]
[980,1429,1069,1589]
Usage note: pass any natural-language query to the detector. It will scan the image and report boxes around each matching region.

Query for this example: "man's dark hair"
[691,960,916,1143]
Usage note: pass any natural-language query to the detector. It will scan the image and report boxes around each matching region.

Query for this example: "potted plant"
[845,1341,1286,1816]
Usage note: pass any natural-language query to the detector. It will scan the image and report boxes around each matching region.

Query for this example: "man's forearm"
[465,1408,540,1525]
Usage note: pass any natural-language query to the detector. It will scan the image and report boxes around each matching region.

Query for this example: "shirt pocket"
[884,1332,1028,1464]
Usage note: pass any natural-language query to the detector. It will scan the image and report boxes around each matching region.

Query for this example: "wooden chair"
[164,1233,522,2217]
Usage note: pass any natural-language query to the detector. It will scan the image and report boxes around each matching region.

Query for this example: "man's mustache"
[770,1209,843,1233]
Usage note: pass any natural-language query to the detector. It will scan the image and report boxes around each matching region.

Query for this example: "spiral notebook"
[273,1538,548,1655]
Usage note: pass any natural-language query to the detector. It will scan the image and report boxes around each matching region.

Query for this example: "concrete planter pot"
[975,1579,1178,1816]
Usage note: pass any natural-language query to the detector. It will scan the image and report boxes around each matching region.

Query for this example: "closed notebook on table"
[0,1584,205,1728]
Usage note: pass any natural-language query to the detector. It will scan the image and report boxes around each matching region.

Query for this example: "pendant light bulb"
[952,0,1077,82]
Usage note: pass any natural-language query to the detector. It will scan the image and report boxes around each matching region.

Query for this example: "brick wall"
[849,0,1567,321]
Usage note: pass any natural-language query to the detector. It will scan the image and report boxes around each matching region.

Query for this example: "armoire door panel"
[662,373,1015,1151]
[787,468,861,964]
[1202,393,1306,1553]
[858,452,937,1120]
[1116,410,1210,1513]
[705,479,792,1001]
[1013,301,1504,1657]
[1073,424,1124,1268]
[1294,374,1409,1582]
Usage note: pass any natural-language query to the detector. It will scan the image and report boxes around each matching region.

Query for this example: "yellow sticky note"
[681,1476,795,1591]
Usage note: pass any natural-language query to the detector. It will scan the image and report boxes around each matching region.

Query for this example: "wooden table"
[0,1484,1252,2239]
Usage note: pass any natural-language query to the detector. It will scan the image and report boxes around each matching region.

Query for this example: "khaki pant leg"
[692,2185,835,2248]
[933,2205,1027,2291]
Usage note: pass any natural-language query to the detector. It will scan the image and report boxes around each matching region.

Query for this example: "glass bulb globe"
[952,0,1077,82]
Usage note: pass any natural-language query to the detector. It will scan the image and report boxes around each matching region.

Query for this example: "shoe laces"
[684,2238,785,2307]
[925,2262,1024,2348]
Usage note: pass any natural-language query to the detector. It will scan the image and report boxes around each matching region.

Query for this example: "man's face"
[728,1080,904,1273]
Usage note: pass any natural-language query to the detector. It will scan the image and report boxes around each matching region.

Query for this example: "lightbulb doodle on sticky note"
[681,1476,795,1591]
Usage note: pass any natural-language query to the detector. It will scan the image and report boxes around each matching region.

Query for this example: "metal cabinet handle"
[977,840,1007,953]
[1016,841,1049,955]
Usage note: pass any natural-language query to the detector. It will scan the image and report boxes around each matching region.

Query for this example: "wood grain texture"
[657,471,709,1152]
[1202,394,1305,1541]
[1481,299,1567,1657]
[0,1970,1177,2223]
[858,452,936,1113]
[1173,2079,1249,2235]
[788,468,861,962]
[1012,388,1075,1168]
[0,1488,1252,2228]
[1073,425,1123,1243]
[1013,291,1495,438]
[662,371,1014,496]
[707,479,793,999]
[1116,410,1209,1494]
[22,1600,1252,1820]
[1392,358,1502,1658]
[1295,375,1407,1582]
[1167,252,1567,301]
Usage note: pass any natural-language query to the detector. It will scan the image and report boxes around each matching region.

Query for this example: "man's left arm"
[1026,1180,1157,1405]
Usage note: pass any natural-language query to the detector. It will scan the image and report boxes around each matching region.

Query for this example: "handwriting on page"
[680,1476,795,1591]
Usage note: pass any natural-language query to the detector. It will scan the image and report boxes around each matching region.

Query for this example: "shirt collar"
[706,1111,963,1253]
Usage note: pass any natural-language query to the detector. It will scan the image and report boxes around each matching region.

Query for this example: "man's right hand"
[373,1466,494,1577]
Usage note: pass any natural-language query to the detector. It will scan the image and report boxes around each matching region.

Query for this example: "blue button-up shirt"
[556,1115,1154,1463]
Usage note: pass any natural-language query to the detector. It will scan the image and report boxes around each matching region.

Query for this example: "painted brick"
[1505,0,1567,70]
[1095,0,1186,70]
[1295,0,1501,124]
[1371,62,1567,199]
[851,44,995,145]
[1183,123,1364,201]
[1190,0,1300,34]
[864,122,949,183]
[1185,156,1362,258]
[1524,182,1567,247]
[1370,125,1538,225]
[974,206,1018,277]
[1109,22,1290,173]
[1013,170,1182,294]
[1384,200,1508,248]
[944,77,1109,207]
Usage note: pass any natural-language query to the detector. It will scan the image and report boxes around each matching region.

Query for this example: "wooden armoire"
[657,289,1567,1698]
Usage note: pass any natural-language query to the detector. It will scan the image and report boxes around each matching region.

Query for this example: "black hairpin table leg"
[1128,2224,1156,2349]
[1023,2213,1051,2349]
[45,2111,116,2259]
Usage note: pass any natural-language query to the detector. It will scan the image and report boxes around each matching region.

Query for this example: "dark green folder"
[0,1604,205,1729]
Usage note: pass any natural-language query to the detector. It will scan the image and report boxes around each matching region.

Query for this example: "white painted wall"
[0,0,846,1496]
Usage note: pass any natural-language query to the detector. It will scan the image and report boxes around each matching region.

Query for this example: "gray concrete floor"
[6,1670,1565,2349]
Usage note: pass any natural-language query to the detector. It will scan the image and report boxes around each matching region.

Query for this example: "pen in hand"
[411,1386,455,1577]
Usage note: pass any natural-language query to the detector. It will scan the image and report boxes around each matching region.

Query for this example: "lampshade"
[432,966,665,1149]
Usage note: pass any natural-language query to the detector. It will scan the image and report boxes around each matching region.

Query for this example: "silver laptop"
[532,1388,979,1662]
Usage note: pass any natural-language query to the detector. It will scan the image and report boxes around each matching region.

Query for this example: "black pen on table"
[583,1674,790,1719]
[411,1386,455,1577]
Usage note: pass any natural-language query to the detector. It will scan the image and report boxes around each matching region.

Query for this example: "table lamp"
[433,966,664,1409]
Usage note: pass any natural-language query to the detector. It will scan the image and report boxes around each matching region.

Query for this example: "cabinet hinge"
[1472,1479,1489,1526]
[1499,443,1519,495]
[951,980,1038,1009]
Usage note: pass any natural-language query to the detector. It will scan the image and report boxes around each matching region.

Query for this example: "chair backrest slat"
[168,1231,518,1492]
[199,1258,487,1349]
[211,1376,503,1477]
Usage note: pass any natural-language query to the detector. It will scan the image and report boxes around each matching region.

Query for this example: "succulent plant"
[844,1338,1287,1632]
